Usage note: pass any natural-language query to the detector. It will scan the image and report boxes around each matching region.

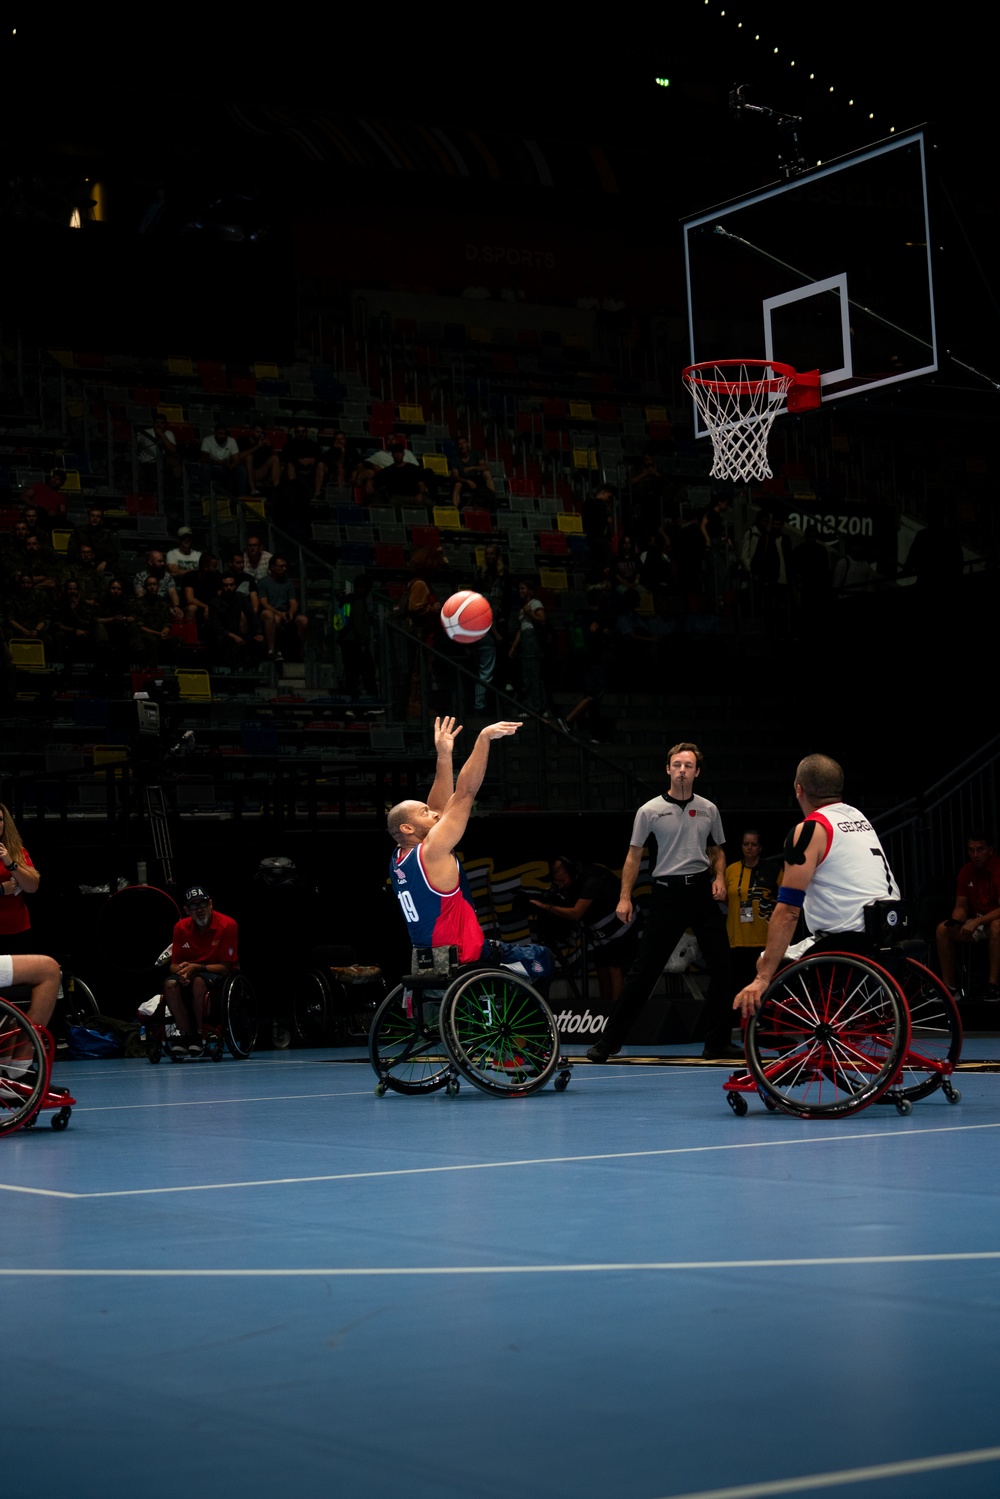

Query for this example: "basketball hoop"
[682,360,820,483]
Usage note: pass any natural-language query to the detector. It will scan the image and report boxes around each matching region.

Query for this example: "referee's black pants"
[600,876,735,1053]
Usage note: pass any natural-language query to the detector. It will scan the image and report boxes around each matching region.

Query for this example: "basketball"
[441,590,493,644]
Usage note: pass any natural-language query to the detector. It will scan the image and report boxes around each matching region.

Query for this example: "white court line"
[2,1120,998,1200]
[73,1090,375,1113]
[2,1250,1000,1276]
[654,1443,1000,1498]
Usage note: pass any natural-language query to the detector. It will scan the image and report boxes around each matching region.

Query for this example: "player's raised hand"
[481,721,523,740]
[434,715,463,752]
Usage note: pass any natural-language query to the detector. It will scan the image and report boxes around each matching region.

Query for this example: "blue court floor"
[4,1043,1000,1499]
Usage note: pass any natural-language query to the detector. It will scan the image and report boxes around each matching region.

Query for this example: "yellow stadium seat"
[51,529,72,554]
[61,470,82,492]
[569,401,594,422]
[645,405,668,422]
[572,449,599,470]
[468,327,492,343]
[398,404,425,424]
[167,358,194,377]
[254,362,280,379]
[433,506,464,531]
[556,513,583,534]
[540,568,568,591]
[202,497,233,523]
[9,640,47,669]
[49,349,74,368]
[243,499,266,520]
[422,454,451,476]
[159,404,185,423]
[176,670,212,701]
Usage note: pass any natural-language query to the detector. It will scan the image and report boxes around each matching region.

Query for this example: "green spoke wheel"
[369,984,451,1094]
[441,970,560,1097]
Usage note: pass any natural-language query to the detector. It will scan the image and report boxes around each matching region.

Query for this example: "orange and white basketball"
[441,590,493,644]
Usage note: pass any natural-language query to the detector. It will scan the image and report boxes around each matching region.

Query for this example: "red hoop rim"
[683,359,797,393]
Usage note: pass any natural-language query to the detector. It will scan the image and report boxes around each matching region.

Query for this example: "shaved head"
[795,754,844,801]
[387,800,421,844]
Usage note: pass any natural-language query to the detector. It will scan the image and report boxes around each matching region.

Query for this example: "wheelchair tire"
[745,952,910,1118]
[0,998,49,1135]
[441,970,560,1097]
[221,974,258,1059]
[292,969,343,1047]
[63,974,99,1027]
[369,984,451,1094]
[880,957,963,1105]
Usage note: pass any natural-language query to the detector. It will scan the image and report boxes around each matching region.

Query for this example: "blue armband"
[777,886,805,909]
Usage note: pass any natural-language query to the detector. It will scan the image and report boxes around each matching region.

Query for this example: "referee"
[587,741,740,1062]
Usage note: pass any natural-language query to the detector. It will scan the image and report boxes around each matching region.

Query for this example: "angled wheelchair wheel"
[0,998,49,1135]
[746,952,910,1118]
[221,974,258,1059]
[62,973,99,1026]
[441,969,560,1097]
[369,984,451,1094]
[292,969,343,1047]
[880,957,963,1105]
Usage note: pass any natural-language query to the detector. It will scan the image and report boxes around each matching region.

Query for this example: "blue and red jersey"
[389,844,488,963]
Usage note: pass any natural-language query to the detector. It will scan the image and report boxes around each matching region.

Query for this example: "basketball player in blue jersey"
[387,715,522,963]
[734,752,901,1018]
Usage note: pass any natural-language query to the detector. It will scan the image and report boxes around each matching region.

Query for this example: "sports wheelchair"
[723,949,962,1119]
[0,996,75,1134]
[369,945,573,1099]
[144,947,259,1064]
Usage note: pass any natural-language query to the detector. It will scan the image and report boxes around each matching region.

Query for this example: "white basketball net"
[683,362,794,483]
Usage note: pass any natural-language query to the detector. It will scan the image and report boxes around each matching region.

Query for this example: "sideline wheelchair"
[369,945,573,1099]
[0,995,75,1134]
[144,947,259,1063]
[723,949,962,1119]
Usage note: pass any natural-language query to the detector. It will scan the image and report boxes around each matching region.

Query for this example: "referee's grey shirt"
[629,794,725,879]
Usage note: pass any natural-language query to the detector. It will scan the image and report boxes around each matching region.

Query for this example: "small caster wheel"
[147,1044,161,1064]
[727,1092,748,1116]
[446,1077,461,1097]
[272,1024,292,1050]
[553,1070,571,1092]
[210,1038,224,1062]
[374,1081,387,1097]
[895,1097,913,1116]
[51,1109,71,1131]
[942,1081,962,1104]
[762,1095,778,1112]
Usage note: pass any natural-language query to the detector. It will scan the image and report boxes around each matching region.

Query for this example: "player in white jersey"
[734,753,900,1018]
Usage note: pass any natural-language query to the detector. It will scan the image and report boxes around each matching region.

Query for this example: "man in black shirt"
[283,424,328,498]
[210,573,264,664]
[375,446,428,501]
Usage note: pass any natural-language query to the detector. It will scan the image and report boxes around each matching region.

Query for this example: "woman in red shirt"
[0,804,41,955]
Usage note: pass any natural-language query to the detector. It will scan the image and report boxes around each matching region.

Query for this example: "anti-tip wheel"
[942,1080,962,1104]
[51,1109,71,1131]
[374,1081,387,1097]
[727,1092,748,1116]
[446,1077,461,1097]
[894,1096,913,1115]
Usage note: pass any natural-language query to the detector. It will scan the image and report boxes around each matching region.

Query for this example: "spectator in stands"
[638,527,674,602]
[582,484,616,577]
[5,573,50,645]
[740,508,789,625]
[63,543,108,607]
[237,420,282,498]
[628,452,666,530]
[530,857,638,1016]
[450,437,495,508]
[17,534,60,596]
[325,430,364,489]
[166,527,201,578]
[375,444,429,501]
[2,521,31,585]
[183,551,223,634]
[135,573,176,662]
[136,414,181,488]
[133,549,182,613]
[210,573,264,665]
[242,533,272,582]
[508,579,547,716]
[558,584,616,743]
[227,549,260,606]
[21,505,51,542]
[339,574,378,712]
[473,543,512,712]
[94,578,139,665]
[21,467,68,519]
[936,832,1000,1002]
[257,555,309,661]
[163,886,238,1057]
[68,505,120,574]
[283,423,328,498]
[612,534,640,593]
[699,492,733,605]
[201,423,247,498]
[53,579,96,664]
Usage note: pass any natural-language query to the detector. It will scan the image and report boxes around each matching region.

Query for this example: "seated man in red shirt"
[936,832,1000,1002]
[163,885,239,1055]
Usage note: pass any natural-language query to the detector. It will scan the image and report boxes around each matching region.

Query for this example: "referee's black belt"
[654,870,711,886]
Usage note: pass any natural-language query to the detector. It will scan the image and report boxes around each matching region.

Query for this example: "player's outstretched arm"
[427,715,463,813]
[424,722,521,858]
[733,819,822,1017]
